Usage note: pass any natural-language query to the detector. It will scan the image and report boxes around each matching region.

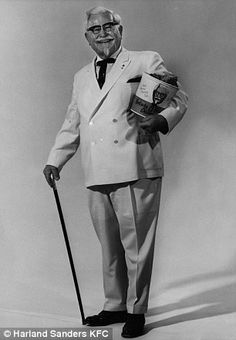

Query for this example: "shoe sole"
[121,329,144,338]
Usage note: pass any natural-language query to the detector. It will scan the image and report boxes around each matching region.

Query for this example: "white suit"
[47,48,188,313]
[47,49,187,186]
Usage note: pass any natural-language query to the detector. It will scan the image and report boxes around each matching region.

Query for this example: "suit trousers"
[88,177,162,314]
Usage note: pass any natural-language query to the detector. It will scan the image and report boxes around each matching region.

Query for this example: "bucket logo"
[152,84,168,106]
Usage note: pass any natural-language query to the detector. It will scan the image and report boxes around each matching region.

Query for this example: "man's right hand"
[43,165,60,188]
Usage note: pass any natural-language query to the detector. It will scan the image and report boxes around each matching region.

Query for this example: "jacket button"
[114,140,118,144]
[112,119,118,123]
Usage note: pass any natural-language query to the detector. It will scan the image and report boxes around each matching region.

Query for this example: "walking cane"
[51,179,86,325]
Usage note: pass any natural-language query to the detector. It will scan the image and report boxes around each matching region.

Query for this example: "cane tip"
[82,316,88,325]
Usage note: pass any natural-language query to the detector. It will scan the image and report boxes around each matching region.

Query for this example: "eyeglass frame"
[86,22,119,35]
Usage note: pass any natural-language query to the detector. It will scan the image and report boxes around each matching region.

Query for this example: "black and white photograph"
[1,0,236,339]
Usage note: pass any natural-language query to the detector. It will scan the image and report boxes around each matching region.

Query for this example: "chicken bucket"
[130,72,178,117]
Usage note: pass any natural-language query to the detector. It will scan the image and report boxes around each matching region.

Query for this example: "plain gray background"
[1,0,236,336]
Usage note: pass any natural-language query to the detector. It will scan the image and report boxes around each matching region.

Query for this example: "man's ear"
[118,25,123,36]
[84,32,90,44]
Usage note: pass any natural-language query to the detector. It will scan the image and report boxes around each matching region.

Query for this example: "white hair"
[85,6,122,30]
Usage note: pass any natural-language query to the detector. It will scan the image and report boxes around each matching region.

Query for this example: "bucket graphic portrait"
[152,83,169,106]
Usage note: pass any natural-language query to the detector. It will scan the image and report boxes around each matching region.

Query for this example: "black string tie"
[96,58,116,89]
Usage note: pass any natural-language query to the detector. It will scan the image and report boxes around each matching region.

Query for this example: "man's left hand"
[139,114,169,134]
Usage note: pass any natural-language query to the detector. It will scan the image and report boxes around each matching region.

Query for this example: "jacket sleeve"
[46,75,80,171]
[146,52,188,133]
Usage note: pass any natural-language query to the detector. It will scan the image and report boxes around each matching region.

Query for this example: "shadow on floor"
[145,271,236,334]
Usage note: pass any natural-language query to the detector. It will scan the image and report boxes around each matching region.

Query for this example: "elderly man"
[43,6,188,338]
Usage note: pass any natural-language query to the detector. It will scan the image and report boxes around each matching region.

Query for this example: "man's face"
[153,86,168,105]
[85,12,123,59]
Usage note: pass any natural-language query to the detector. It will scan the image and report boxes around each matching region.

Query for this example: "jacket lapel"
[88,49,131,121]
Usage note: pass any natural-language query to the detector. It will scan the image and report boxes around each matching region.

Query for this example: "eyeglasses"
[87,22,119,35]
